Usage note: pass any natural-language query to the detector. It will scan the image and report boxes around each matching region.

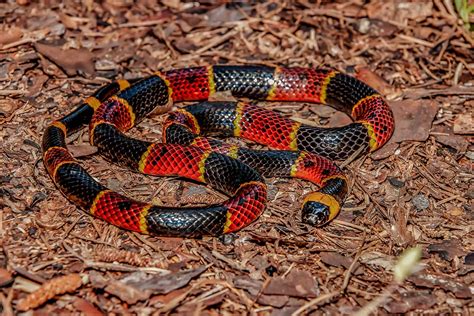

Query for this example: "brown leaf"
[208,91,237,102]
[320,252,362,274]
[104,280,150,304]
[384,290,436,313]
[327,111,352,128]
[34,43,95,77]
[69,144,98,158]
[359,251,394,270]
[371,142,399,160]
[0,27,23,46]
[155,237,184,251]
[149,286,191,306]
[173,38,199,53]
[180,13,206,29]
[408,273,471,298]
[124,266,207,294]
[263,269,319,298]
[0,268,13,287]
[453,113,473,135]
[205,5,245,27]
[356,67,393,95]
[233,276,289,308]
[161,0,182,10]
[389,100,439,143]
[72,298,103,316]
[432,125,469,153]
[26,74,48,98]
[427,239,465,261]
[88,271,108,289]
[58,13,79,30]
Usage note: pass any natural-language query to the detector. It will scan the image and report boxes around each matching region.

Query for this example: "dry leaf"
[34,43,96,77]
[356,67,393,95]
[389,100,439,143]
[453,113,473,135]
[69,144,98,158]
[427,239,465,261]
[384,291,436,313]
[432,125,469,153]
[0,27,23,46]
[234,276,289,308]
[124,266,207,294]
[0,268,13,287]
[104,280,150,304]
[72,298,103,316]
[408,273,471,299]
[263,269,319,298]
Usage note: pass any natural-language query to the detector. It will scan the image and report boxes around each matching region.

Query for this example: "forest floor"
[0,0,473,315]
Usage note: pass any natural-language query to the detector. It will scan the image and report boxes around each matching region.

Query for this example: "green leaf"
[454,0,463,13]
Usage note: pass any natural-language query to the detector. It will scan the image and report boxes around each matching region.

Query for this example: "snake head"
[302,201,330,226]
[301,192,341,227]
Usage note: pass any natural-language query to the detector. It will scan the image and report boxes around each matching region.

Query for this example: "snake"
[42,65,394,237]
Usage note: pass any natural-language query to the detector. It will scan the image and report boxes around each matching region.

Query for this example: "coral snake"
[42,65,394,237]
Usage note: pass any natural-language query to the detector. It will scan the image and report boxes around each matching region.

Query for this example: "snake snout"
[301,201,330,226]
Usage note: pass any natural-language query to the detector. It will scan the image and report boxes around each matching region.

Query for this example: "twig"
[0,290,14,316]
[291,291,339,316]
[339,145,366,169]
[117,20,166,28]
[194,29,239,54]
[0,89,27,96]
[397,34,435,48]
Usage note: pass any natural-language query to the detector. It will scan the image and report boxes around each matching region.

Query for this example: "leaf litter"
[0,0,473,315]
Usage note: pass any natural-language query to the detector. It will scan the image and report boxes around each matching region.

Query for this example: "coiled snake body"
[42,66,394,237]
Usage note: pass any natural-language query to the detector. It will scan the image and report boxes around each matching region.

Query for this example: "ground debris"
[1,0,472,314]
[388,100,439,144]
[34,42,96,77]
[263,269,319,298]
[16,274,83,311]
[408,272,471,299]
[0,269,13,287]
[234,276,289,308]
[320,252,363,274]
[453,113,473,135]
[383,290,437,313]
[72,298,103,316]
[123,266,207,294]
[432,125,469,153]
[427,239,466,262]
[411,194,430,211]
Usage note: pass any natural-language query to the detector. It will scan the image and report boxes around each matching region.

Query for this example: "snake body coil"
[42,66,394,237]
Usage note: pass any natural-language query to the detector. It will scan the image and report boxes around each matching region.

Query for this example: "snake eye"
[301,201,330,226]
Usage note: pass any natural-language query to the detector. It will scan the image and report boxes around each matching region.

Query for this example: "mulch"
[0,0,473,315]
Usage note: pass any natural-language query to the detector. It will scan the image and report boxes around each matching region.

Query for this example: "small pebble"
[219,233,237,245]
[388,177,405,188]
[355,18,371,34]
[464,252,474,265]
[412,194,430,210]
[28,226,37,238]
[265,265,278,276]
[449,207,463,216]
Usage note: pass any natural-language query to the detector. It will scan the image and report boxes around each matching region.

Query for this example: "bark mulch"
[0,1,473,315]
